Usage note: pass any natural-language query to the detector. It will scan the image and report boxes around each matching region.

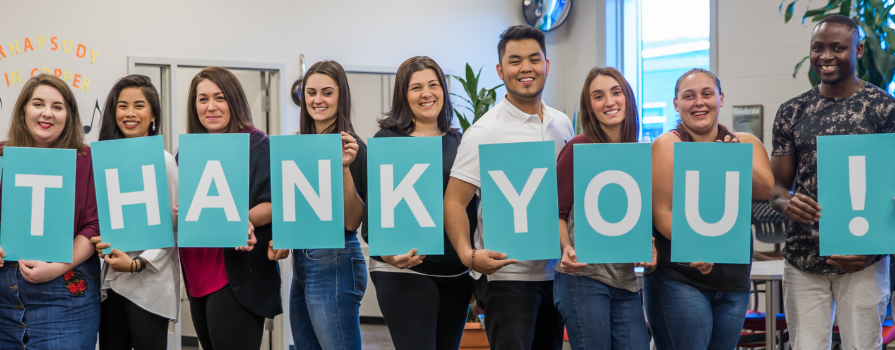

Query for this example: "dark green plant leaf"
[454,108,471,131]
[464,65,477,99]
[840,0,851,15]
[785,2,796,22]
[808,68,821,86]
[793,55,811,78]
[450,92,474,107]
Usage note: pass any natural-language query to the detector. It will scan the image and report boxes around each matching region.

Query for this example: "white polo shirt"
[451,98,574,281]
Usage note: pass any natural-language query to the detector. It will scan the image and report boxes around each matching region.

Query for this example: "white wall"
[0,0,529,139]
[717,0,816,151]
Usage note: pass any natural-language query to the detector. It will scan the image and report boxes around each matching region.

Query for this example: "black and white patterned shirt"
[773,82,895,275]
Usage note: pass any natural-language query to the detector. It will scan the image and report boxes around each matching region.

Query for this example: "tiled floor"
[360,324,395,350]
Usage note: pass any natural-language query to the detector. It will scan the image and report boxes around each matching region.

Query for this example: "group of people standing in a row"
[0,16,891,350]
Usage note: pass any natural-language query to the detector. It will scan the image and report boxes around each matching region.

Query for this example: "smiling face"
[115,87,155,138]
[25,84,68,148]
[589,74,627,130]
[304,73,339,129]
[673,72,724,134]
[407,68,444,123]
[810,22,862,86]
[195,79,230,133]
[498,38,549,101]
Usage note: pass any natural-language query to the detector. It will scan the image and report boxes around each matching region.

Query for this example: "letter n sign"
[0,147,76,263]
[573,143,652,263]
[671,142,752,264]
[367,137,443,256]
[270,134,345,249]
[480,141,560,261]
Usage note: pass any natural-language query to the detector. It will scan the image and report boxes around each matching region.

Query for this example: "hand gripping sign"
[270,134,345,249]
[480,141,560,261]
[1,147,75,262]
[177,134,250,248]
[573,143,652,263]
[818,134,895,255]
[367,137,443,256]
[671,142,753,264]
[92,136,174,254]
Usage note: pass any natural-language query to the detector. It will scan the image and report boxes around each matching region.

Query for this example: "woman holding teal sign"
[553,67,652,350]
[0,74,101,349]
[90,74,180,350]
[368,56,477,350]
[645,68,774,350]
[268,60,368,350]
[179,67,280,350]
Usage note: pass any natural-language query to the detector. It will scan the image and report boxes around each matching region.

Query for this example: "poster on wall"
[0,36,106,141]
[732,105,763,141]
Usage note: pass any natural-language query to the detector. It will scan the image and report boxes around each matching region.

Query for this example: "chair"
[751,199,789,260]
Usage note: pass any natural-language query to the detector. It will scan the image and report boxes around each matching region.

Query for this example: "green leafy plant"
[782,0,895,89]
[451,64,504,131]
[467,301,485,329]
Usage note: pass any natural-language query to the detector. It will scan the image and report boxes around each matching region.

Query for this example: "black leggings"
[99,289,169,350]
[370,272,473,350]
[187,284,265,350]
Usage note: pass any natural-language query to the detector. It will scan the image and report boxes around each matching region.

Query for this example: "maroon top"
[557,134,594,221]
[0,143,100,240]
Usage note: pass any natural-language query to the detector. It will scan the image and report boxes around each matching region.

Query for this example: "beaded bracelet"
[470,248,476,272]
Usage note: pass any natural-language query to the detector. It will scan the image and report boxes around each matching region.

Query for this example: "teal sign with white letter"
[818,134,895,255]
[270,134,345,249]
[91,136,174,254]
[671,142,752,264]
[0,147,75,262]
[480,141,560,261]
[573,143,652,263]
[367,137,443,256]
[178,134,250,248]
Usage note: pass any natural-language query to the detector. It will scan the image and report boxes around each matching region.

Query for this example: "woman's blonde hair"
[4,74,86,154]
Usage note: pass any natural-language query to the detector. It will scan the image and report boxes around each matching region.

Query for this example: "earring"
[152,121,156,131]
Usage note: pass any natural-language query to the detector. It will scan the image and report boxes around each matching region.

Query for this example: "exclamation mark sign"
[848,155,869,236]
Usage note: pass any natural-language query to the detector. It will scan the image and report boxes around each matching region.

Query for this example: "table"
[750,260,784,350]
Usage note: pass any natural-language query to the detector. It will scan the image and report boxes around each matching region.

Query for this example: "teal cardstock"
[1,147,75,262]
[480,141,560,261]
[671,142,753,264]
[270,134,345,249]
[818,134,895,255]
[177,134,250,248]
[92,136,174,254]
[367,137,444,256]
[573,143,652,263]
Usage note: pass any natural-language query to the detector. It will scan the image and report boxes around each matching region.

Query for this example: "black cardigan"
[224,130,282,318]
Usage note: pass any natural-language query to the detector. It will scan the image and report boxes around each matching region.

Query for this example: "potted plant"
[459,300,488,350]
[781,0,895,89]
[451,64,504,132]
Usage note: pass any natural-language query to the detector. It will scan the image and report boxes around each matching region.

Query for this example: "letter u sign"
[671,143,753,264]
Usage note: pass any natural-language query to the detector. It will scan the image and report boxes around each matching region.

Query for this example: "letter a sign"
[480,141,560,261]
[178,134,250,248]
[367,137,443,256]
[671,142,752,264]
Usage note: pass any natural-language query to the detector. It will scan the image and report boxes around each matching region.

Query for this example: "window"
[609,0,714,141]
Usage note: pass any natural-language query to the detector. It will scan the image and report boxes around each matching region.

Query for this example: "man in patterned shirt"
[771,15,895,349]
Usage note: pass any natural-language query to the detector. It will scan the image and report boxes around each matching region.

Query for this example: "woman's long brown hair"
[578,67,639,143]
[4,74,86,155]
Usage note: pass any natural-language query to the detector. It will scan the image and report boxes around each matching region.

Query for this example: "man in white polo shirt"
[444,25,573,350]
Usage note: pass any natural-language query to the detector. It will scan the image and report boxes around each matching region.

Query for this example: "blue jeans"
[290,234,367,350]
[553,272,650,350]
[0,257,101,349]
[643,271,750,350]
